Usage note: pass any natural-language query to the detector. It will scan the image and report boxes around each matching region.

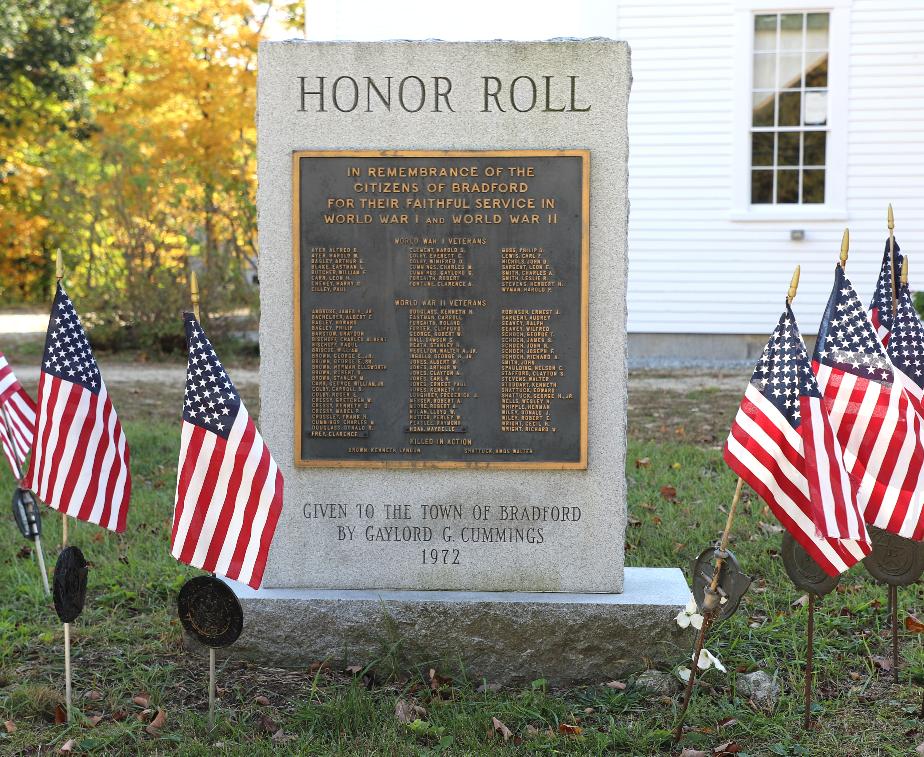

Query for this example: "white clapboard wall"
[303,0,924,338]
[623,0,924,336]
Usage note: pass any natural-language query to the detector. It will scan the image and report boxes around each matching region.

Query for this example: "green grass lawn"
[1,415,923,754]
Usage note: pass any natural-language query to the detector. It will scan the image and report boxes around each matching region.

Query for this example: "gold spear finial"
[902,255,909,286]
[55,249,63,282]
[888,203,895,231]
[787,265,801,304]
[840,228,850,269]
[190,271,201,322]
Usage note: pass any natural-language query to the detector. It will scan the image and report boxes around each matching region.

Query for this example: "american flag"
[22,284,131,531]
[886,283,924,418]
[0,352,36,479]
[171,313,283,589]
[869,238,903,344]
[724,304,870,576]
[813,264,924,539]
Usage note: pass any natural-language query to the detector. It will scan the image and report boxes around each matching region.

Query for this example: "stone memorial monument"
[231,38,689,685]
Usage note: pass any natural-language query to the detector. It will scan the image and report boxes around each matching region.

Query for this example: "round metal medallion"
[177,575,243,648]
[781,531,839,595]
[11,488,41,540]
[53,546,89,623]
[863,526,924,586]
[690,546,752,622]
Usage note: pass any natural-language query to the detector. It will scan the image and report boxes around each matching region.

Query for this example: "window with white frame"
[750,12,829,205]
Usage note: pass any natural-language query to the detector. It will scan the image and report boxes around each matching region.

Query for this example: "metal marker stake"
[1,404,50,595]
[805,593,815,730]
[673,476,745,743]
[63,621,72,722]
[891,584,899,685]
[208,647,216,729]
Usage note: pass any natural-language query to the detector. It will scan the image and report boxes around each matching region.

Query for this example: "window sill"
[729,206,847,223]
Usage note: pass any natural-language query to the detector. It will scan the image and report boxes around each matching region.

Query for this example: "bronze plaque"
[293,150,589,469]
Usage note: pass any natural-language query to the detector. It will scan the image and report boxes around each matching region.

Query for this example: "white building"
[302,0,924,361]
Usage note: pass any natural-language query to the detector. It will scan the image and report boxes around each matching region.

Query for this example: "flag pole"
[63,621,72,722]
[189,270,217,728]
[889,205,897,315]
[1,404,50,595]
[673,267,800,744]
[55,250,69,548]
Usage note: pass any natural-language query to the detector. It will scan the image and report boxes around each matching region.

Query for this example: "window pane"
[754,14,778,51]
[805,54,828,87]
[777,169,799,203]
[777,132,800,166]
[780,13,804,49]
[779,53,804,88]
[779,92,801,126]
[803,169,825,203]
[804,90,827,125]
[752,132,774,166]
[752,169,773,204]
[803,130,826,166]
[753,52,776,89]
[806,13,829,49]
[752,91,775,126]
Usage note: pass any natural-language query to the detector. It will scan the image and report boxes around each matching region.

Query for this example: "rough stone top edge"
[259,37,628,50]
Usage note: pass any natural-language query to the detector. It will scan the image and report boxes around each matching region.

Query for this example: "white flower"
[675,596,704,630]
[693,648,726,673]
[676,666,692,682]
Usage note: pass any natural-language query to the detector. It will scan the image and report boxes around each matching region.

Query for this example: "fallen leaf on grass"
[132,693,150,708]
[492,717,513,742]
[849,671,862,681]
[628,516,641,527]
[16,545,32,559]
[635,457,651,469]
[87,715,104,727]
[344,665,363,675]
[671,462,682,470]
[254,695,271,706]
[394,699,427,725]
[4,720,15,734]
[792,594,809,608]
[145,709,166,735]
[758,521,784,536]
[907,614,924,633]
[476,682,501,693]
[258,714,280,733]
[308,661,330,674]
[83,690,103,702]
[652,515,663,526]
[916,742,924,756]
[717,717,738,728]
[55,705,66,724]
[871,655,893,672]
[111,710,127,722]
[714,742,742,755]
[659,485,677,501]
[605,680,626,690]
[679,749,707,757]
[59,740,76,754]
[558,723,583,736]
[272,729,296,744]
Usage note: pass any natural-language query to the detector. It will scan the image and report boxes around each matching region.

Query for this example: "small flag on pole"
[0,351,36,478]
[885,283,924,417]
[21,284,131,532]
[724,304,870,576]
[813,264,924,539]
[869,239,903,345]
[171,313,283,589]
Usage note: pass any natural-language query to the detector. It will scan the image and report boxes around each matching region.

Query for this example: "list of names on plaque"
[296,150,587,467]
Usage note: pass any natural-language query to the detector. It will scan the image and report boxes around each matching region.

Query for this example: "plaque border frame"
[291,149,589,470]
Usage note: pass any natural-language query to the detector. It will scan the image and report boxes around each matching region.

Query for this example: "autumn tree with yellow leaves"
[0,0,286,350]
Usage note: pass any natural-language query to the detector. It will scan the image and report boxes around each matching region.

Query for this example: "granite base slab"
[190,567,691,687]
